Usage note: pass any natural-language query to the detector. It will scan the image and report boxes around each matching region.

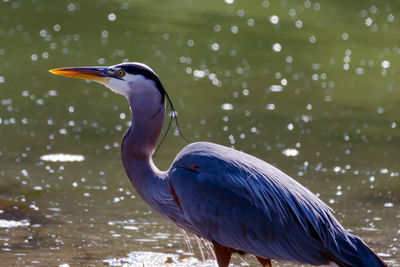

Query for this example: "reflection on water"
[40,153,85,162]
[0,0,399,266]
[0,219,29,228]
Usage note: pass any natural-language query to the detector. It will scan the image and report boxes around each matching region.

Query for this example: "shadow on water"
[0,198,51,225]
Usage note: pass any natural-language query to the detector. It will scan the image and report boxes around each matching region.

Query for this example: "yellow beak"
[49,67,111,83]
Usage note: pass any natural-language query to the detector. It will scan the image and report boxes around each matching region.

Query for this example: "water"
[0,0,399,266]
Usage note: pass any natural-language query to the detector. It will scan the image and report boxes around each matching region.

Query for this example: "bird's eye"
[118,70,125,77]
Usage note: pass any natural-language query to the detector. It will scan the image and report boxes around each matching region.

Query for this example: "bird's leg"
[212,242,232,267]
[256,256,272,267]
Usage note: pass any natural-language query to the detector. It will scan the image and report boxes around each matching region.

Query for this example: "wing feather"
[168,142,350,265]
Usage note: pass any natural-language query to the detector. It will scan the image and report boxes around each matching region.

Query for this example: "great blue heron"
[50,62,386,267]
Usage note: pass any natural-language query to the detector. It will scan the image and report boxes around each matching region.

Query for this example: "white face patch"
[104,76,130,97]
[102,71,140,97]
[103,72,160,102]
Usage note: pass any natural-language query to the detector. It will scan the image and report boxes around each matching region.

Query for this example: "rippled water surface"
[0,0,399,266]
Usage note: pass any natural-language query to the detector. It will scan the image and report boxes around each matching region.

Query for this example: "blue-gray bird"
[50,62,386,267]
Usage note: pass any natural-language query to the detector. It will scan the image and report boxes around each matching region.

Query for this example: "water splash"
[104,251,220,267]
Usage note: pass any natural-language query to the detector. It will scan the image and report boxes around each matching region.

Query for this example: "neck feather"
[119,76,167,201]
[121,103,166,202]
[122,103,165,159]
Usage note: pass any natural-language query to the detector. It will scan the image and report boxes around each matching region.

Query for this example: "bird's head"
[50,62,166,106]
[50,62,183,154]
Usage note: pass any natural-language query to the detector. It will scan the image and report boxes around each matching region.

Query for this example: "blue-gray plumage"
[50,62,386,267]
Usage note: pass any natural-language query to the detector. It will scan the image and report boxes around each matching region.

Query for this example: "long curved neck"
[121,94,166,202]
[123,106,165,159]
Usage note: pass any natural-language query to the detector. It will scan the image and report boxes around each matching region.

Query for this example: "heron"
[50,62,386,267]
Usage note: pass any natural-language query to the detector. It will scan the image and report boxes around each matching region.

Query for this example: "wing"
[168,142,350,265]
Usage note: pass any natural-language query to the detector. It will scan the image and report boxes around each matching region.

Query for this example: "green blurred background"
[0,0,399,266]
